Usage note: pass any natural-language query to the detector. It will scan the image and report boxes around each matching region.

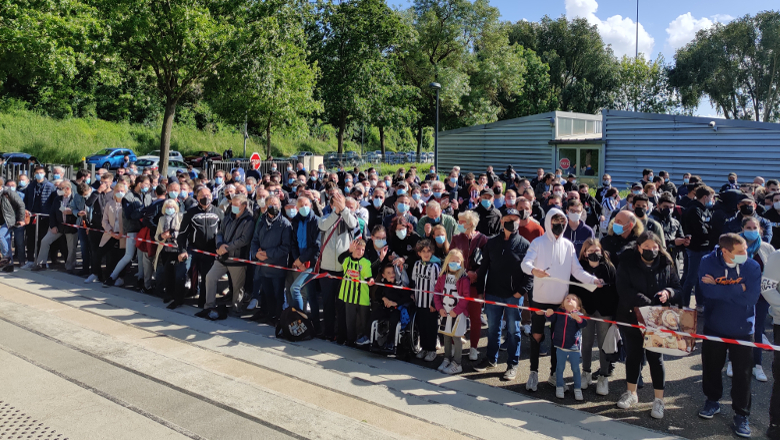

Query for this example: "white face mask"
[774,201,780,211]
[568,212,581,224]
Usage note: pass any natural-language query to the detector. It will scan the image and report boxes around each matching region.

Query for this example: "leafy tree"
[499,46,558,119]
[364,57,417,156]
[669,11,780,122]
[612,54,682,114]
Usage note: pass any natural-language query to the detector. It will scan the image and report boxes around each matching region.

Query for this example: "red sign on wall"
[559,158,571,169]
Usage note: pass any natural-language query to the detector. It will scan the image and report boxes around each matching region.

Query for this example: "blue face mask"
[705,200,714,208]
[288,178,295,184]
[310,176,317,181]
[396,229,407,240]
[215,177,223,185]
[397,189,406,195]
[374,238,387,248]
[480,199,492,209]
[230,205,241,214]
[412,193,421,201]
[449,178,457,184]
[602,180,610,186]
[18,180,28,188]
[141,186,149,193]
[683,178,690,184]
[7,187,15,192]
[733,254,748,265]
[165,208,176,216]
[188,191,194,198]
[35,173,45,182]
[86,178,91,185]
[435,235,446,245]
[397,203,409,213]
[433,191,442,198]
[743,230,760,241]
[612,223,624,235]
[433,216,441,224]
[53,174,61,180]
[298,206,311,217]
[373,198,383,208]
[286,208,297,218]
[456,223,466,234]
[168,191,179,199]
[448,262,461,271]
[345,186,351,193]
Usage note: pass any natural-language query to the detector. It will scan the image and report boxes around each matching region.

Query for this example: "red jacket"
[434,272,471,316]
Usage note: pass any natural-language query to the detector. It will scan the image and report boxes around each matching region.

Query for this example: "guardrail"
[1,162,96,183]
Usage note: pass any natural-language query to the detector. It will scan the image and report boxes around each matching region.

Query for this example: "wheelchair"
[369,305,422,358]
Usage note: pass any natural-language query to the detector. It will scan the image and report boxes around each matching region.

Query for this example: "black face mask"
[660,207,672,217]
[740,205,755,216]
[504,221,518,232]
[551,223,565,236]
[587,252,601,263]
[198,197,210,206]
[267,205,280,217]
[642,249,659,261]
[634,206,647,218]
[517,210,529,220]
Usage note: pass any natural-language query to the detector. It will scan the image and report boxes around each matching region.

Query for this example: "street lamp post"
[429,82,441,172]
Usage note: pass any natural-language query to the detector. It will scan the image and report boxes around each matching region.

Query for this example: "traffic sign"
[559,158,570,169]
[250,152,261,170]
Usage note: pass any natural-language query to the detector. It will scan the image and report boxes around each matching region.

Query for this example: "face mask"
[448,262,461,271]
[632,190,642,195]
[551,223,565,236]
[517,210,529,220]
[660,207,672,217]
[199,196,210,206]
[372,198,383,208]
[433,191,442,198]
[743,230,760,241]
[570,180,577,185]
[287,167,293,172]
[683,178,690,184]
[555,174,562,180]
[395,229,407,240]
[634,206,646,217]
[603,180,610,186]
[396,189,406,196]
[504,221,518,232]
[397,203,409,214]
[642,249,659,261]
[587,252,601,263]
[733,254,748,265]
[267,205,280,217]
[567,212,581,224]
[137,186,146,193]
[553,191,564,197]
[374,238,387,248]
[456,224,466,234]
[215,177,223,185]
[165,208,176,216]
[115,191,125,199]
[740,205,755,216]
[480,199,492,209]
[412,193,421,201]
[435,235,446,245]
[705,200,714,208]
[385,180,392,187]
[86,178,91,184]
[6,187,14,192]
[612,223,624,235]
[168,191,179,199]
[55,189,65,196]
[433,216,441,224]
[449,178,457,184]
[35,173,45,182]
[18,181,28,189]
[729,178,737,184]
[52,174,61,180]
[422,188,430,194]
[286,208,297,218]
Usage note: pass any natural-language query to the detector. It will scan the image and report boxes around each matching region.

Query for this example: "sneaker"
[698,400,721,419]
[247,298,258,310]
[2,264,14,273]
[424,351,437,362]
[84,274,98,283]
[445,362,462,374]
[355,336,370,346]
[596,376,609,396]
[555,386,565,399]
[651,398,665,419]
[473,358,498,372]
[103,277,115,287]
[469,348,479,361]
[548,374,568,390]
[733,415,751,438]
[574,389,584,401]
[207,309,219,320]
[21,262,34,270]
[582,371,592,390]
[184,279,191,289]
[438,359,451,372]
[696,305,704,313]
[766,424,780,439]
[616,391,639,409]
[526,371,539,391]
[753,365,768,382]
[416,349,427,359]
[436,339,442,350]
[522,324,532,336]
[113,277,124,287]
[31,264,45,272]
[727,361,733,377]
[480,314,488,326]
[503,365,518,381]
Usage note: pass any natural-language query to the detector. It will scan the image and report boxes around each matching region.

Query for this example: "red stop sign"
[250,152,261,170]
[559,158,570,169]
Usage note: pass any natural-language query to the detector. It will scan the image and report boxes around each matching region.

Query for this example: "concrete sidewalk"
[0,270,680,440]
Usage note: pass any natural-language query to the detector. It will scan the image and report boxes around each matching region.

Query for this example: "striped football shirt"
[339,256,372,306]
[411,260,440,308]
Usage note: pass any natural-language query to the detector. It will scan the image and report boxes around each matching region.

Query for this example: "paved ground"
[0,270,679,440]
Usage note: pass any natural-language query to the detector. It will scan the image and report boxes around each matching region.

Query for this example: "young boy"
[410,239,441,362]
[370,263,413,351]
[338,238,375,345]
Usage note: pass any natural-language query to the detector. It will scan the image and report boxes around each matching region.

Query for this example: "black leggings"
[416,307,439,352]
[621,327,665,390]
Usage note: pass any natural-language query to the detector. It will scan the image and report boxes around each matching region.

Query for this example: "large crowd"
[0,159,779,438]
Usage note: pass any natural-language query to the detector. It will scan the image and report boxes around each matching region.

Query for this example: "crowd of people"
[0,160,779,438]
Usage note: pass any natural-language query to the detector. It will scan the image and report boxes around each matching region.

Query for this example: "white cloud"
[565,0,655,59]
[665,13,734,53]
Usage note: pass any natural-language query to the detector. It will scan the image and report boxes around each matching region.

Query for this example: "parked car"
[365,151,381,164]
[184,151,222,167]
[147,150,184,162]
[2,152,40,166]
[323,152,339,168]
[86,148,137,169]
[134,157,191,177]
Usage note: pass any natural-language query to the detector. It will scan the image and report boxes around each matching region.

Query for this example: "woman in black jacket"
[615,231,680,420]
[387,216,420,278]
[570,237,618,396]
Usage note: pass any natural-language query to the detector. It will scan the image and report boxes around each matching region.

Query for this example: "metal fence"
[321,152,434,169]
[205,159,295,180]
[0,162,97,183]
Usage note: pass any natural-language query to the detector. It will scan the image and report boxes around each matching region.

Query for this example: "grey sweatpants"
[444,335,463,364]
[204,261,246,309]
[36,231,77,271]
[581,310,612,375]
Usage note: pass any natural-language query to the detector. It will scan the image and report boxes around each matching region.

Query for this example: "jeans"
[754,297,770,366]
[681,249,709,308]
[485,294,523,366]
[290,269,314,315]
[0,224,12,259]
[110,232,137,280]
[11,226,25,266]
[702,335,753,417]
[556,348,582,389]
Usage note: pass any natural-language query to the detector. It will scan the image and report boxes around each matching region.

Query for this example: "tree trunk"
[159,97,178,177]
[337,117,346,154]
[266,119,272,159]
[415,124,423,160]
[379,126,386,155]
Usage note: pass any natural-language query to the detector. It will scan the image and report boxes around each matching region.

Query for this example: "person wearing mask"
[22,166,55,270]
[638,168,653,188]
[677,173,692,201]
[762,191,780,249]
[563,200,594,255]
[416,201,457,242]
[530,168,544,189]
[650,193,687,275]
[153,200,182,307]
[499,190,518,215]
[307,169,323,191]
[84,173,113,283]
[450,210,488,362]
[97,181,127,282]
[632,194,665,247]
[285,197,322,330]
[366,188,395,233]
[521,208,602,391]
[473,209,533,379]
[563,174,577,192]
[599,188,620,236]
[210,170,226,201]
[103,175,151,287]
[725,195,772,243]
[0,179,26,272]
[681,185,716,309]
[657,171,678,198]
[474,189,502,237]
[534,173,554,201]
[33,180,77,272]
[615,231,679,419]
[577,184,603,231]
[596,174,612,204]
[384,193,416,232]
[521,188,545,224]
[697,233,760,438]
[513,198,545,242]
[721,172,739,193]
[602,211,644,269]
[387,216,420,276]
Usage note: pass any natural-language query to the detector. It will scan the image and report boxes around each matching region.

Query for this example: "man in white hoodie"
[521,208,603,392]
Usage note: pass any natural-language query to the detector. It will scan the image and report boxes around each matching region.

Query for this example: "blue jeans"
[485,294,523,366]
[290,269,315,314]
[258,275,285,318]
[681,249,709,308]
[556,348,582,388]
[0,224,11,259]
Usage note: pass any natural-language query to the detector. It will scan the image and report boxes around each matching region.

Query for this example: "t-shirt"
[518,220,545,243]
[339,256,372,306]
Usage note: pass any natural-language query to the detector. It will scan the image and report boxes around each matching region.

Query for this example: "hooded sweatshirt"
[698,248,761,338]
[521,208,600,304]
[760,249,780,325]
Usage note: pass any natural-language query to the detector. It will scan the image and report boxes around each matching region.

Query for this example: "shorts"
[530,300,560,335]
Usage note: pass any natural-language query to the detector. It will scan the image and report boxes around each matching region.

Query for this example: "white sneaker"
[548,374,568,390]
[754,365,768,382]
[469,347,479,361]
[184,279,191,289]
[727,361,733,377]
[220,274,229,281]
[582,371,592,390]
[523,324,532,336]
[416,349,427,359]
[247,298,258,310]
[21,262,34,270]
[113,277,124,287]
[480,314,488,326]
[596,376,609,396]
[650,398,665,419]
[617,391,639,409]
[556,386,565,399]
[84,274,98,283]
[526,371,538,391]
[444,362,462,374]
[574,389,584,401]
[438,359,451,372]
[436,339,442,350]
[424,351,437,362]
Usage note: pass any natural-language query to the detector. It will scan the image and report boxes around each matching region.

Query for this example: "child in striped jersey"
[338,238,375,346]
[410,239,441,362]
[434,250,471,374]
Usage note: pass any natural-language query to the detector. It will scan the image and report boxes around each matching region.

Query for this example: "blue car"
[86,148,137,169]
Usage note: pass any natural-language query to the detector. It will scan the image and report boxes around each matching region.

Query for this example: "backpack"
[275,307,314,341]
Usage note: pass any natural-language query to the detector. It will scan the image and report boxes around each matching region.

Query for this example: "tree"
[97,0,277,175]
[207,6,320,158]
[498,46,558,119]
[612,54,681,114]
[669,12,780,122]
[509,16,619,114]
[308,0,411,153]
[364,57,417,156]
